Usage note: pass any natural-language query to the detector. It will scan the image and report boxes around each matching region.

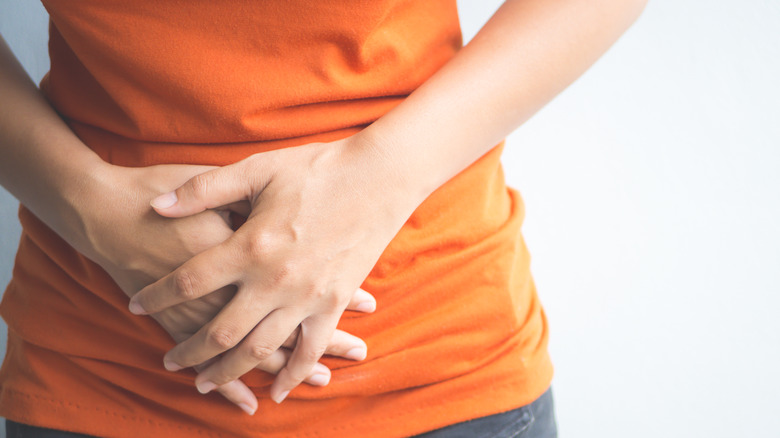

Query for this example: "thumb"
[150,161,263,218]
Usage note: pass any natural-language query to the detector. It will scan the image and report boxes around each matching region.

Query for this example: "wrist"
[342,130,429,224]
[350,126,434,212]
[56,156,121,264]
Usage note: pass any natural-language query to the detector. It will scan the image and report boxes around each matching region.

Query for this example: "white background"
[1,1,779,437]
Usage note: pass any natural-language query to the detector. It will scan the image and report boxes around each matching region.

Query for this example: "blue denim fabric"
[5,387,557,438]
[5,422,96,438]
[413,387,557,438]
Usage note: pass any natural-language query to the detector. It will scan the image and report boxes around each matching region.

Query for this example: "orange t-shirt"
[0,1,553,437]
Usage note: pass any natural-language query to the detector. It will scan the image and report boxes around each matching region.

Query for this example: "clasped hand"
[128,134,415,406]
[83,161,375,415]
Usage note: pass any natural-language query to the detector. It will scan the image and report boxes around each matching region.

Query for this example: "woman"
[0,0,646,436]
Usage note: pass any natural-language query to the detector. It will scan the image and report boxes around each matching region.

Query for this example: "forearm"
[0,34,109,259]
[362,0,648,202]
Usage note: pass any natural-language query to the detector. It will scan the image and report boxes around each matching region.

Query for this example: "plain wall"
[1,1,779,437]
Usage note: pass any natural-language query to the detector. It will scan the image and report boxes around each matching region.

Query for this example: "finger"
[253,348,294,375]
[214,380,258,416]
[281,328,366,360]
[323,329,367,361]
[194,309,305,390]
[191,360,257,415]
[251,348,333,387]
[150,159,270,218]
[200,350,332,393]
[345,288,376,313]
[199,349,332,409]
[163,291,272,370]
[129,241,240,315]
[270,315,340,403]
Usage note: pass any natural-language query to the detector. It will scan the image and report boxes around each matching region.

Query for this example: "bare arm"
[0,35,107,258]
[365,0,649,205]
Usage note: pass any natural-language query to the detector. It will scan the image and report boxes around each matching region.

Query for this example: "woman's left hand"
[128,133,418,403]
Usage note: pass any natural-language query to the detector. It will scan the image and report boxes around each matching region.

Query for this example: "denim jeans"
[6,387,557,438]
[413,387,557,438]
[5,421,97,438]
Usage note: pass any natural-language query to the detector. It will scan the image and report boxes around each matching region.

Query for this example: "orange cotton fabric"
[0,1,553,437]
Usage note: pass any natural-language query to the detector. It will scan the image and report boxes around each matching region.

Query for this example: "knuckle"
[244,231,273,261]
[328,291,345,309]
[318,288,343,310]
[188,173,213,200]
[247,343,276,361]
[172,270,199,300]
[206,326,239,350]
[302,283,328,300]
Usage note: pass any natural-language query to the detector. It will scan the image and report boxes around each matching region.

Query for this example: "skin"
[0,0,648,418]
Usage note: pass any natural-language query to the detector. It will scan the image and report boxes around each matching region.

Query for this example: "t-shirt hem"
[0,361,553,438]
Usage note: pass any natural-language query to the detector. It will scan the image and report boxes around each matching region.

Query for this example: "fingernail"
[238,403,256,416]
[272,390,290,404]
[345,347,367,361]
[128,300,146,315]
[196,380,217,394]
[164,358,183,372]
[308,373,330,386]
[151,192,178,209]
[355,301,376,313]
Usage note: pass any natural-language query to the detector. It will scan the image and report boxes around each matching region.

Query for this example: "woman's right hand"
[79,163,373,415]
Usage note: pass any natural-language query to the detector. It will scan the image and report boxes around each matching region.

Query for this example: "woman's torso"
[0,1,552,437]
